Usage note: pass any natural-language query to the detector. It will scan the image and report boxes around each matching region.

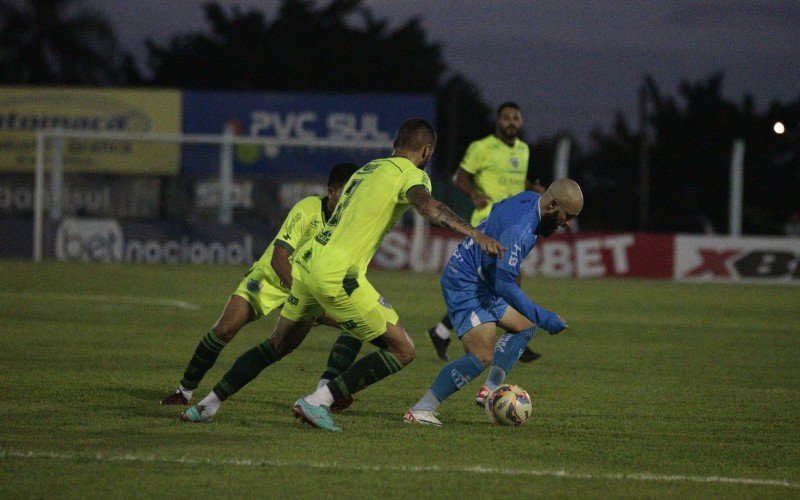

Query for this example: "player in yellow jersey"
[428,102,544,362]
[161,163,361,407]
[181,118,506,430]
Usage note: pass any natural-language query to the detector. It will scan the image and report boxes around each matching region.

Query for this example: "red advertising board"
[373,227,675,279]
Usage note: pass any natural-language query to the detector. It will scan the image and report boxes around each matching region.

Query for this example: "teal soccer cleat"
[292,398,342,432]
[180,404,212,423]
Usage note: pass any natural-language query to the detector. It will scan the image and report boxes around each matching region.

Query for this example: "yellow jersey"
[460,134,530,225]
[295,156,431,284]
[252,195,327,287]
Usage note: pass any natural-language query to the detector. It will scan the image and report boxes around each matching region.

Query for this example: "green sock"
[321,332,363,381]
[328,349,403,400]
[213,341,280,401]
[180,329,227,390]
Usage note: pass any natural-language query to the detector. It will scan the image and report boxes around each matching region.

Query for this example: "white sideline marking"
[1,448,797,489]
[6,291,200,310]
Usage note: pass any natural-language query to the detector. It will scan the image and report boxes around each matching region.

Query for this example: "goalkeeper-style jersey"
[460,134,530,225]
[295,156,431,284]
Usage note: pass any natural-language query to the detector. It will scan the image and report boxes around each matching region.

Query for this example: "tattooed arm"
[406,185,505,257]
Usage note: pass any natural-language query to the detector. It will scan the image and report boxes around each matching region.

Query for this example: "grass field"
[1,260,799,498]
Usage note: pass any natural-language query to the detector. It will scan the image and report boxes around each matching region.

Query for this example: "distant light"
[773,121,785,134]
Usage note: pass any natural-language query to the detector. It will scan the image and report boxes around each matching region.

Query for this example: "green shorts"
[233,266,289,318]
[281,272,399,342]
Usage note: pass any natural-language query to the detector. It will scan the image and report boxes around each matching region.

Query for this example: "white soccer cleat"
[403,409,442,427]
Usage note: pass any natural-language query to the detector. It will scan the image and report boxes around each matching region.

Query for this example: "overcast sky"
[87,0,800,142]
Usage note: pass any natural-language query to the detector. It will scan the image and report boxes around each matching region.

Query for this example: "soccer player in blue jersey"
[404,179,583,426]
[427,102,545,363]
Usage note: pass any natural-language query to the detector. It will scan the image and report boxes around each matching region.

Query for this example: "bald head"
[537,178,583,237]
[543,178,584,215]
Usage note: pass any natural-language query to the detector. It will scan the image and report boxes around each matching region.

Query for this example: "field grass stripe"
[1,448,798,489]
[4,291,200,310]
[565,315,798,332]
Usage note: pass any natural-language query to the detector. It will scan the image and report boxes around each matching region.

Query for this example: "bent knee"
[474,350,493,368]
[213,323,240,342]
[391,343,415,367]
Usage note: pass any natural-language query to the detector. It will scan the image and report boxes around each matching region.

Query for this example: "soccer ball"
[484,384,532,426]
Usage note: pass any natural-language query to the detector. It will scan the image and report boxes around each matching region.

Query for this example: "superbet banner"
[674,235,800,284]
[373,228,674,279]
[374,229,799,284]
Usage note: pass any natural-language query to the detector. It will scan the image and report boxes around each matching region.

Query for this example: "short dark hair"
[497,102,521,116]
[327,162,360,187]
[393,118,436,151]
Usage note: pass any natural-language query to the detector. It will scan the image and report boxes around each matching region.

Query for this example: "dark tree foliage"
[3,0,796,233]
[574,74,799,233]
[147,0,443,92]
[0,0,140,85]
[570,113,639,231]
[146,0,492,217]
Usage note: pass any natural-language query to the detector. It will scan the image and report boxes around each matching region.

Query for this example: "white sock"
[304,385,335,407]
[485,366,507,392]
[411,390,442,412]
[197,391,222,418]
[434,323,450,340]
[178,385,193,400]
[316,378,330,390]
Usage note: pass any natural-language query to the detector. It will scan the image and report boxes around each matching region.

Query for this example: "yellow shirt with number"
[294,156,431,288]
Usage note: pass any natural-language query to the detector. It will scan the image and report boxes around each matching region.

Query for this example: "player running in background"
[160,163,362,408]
[428,102,545,363]
[181,118,506,430]
[405,179,583,426]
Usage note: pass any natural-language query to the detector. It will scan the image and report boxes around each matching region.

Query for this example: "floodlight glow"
[773,121,785,134]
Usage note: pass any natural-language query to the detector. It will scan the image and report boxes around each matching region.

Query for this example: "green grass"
[1,260,799,498]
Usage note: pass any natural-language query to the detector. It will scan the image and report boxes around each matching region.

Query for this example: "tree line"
[1,0,797,234]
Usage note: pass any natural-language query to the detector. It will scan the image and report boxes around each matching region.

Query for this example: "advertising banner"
[4,215,797,286]
[373,227,675,279]
[0,87,181,174]
[674,235,800,284]
[47,217,271,265]
[181,91,435,180]
[0,173,161,218]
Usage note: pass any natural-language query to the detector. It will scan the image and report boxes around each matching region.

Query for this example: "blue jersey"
[450,191,540,284]
[445,191,564,334]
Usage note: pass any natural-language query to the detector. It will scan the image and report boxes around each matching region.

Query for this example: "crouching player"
[161,163,362,411]
[404,179,583,426]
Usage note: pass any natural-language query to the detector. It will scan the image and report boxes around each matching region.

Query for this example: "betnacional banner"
[48,217,268,265]
[180,91,435,179]
[674,235,800,284]
[0,87,181,174]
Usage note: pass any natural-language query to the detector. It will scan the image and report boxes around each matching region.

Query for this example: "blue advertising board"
[181,91,435,179]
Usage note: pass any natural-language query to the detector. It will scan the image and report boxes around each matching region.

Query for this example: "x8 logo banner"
[675,235,800,284]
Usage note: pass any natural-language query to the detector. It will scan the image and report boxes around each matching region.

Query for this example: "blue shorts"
[440,265,509,338]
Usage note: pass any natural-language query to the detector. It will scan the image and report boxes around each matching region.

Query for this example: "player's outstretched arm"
[493,274,568,334]
[407,185,505,257]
